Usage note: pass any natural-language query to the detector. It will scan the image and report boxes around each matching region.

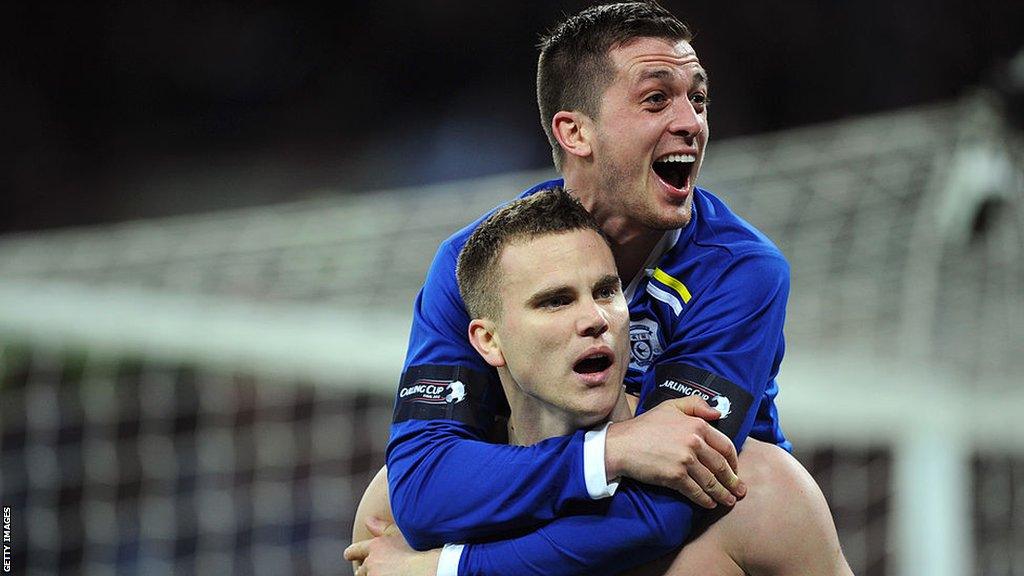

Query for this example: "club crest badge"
[629,317,664,372]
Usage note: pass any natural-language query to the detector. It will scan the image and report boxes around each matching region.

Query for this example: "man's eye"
[596,286,617,300]
[644,93,668,105]
[690,92,710,106]
[542,296,571,308]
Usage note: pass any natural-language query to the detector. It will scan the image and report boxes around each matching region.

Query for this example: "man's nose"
[577,300,610,338]
[669,99,703,140]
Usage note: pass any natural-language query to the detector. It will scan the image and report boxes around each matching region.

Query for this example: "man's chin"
[641,207,692,232]
[664,192,696,226]
[635,188,694,231]
[571,401,617,429]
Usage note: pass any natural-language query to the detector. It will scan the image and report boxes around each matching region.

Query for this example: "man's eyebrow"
[594,274,622,291]
[635,68,710,89]
[526,285,573,307]
[636,68,673,83]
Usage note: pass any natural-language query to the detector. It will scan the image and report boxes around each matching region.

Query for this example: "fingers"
[664,398,746,501]
[365,516,395,537]
[686,456,735,507]
[702,427,746,498]
[672,437,738,507]
[673,474,717,509]
[344,540,370,562]
[703,424,739,473]
[669,396,721,421]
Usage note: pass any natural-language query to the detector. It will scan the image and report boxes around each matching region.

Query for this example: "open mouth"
[652,153,695,191]
[573,353,613,374]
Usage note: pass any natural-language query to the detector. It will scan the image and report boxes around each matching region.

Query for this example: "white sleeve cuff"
[437,543,465,576]
[583,422,620,499]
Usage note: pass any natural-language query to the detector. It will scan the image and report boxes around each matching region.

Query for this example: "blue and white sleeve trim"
[583,422,620,499]
[437,543,464,576]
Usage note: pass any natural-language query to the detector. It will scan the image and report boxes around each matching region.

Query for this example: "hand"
[346,515,398,574]
[605,396,745,508]
[344,517,442,576]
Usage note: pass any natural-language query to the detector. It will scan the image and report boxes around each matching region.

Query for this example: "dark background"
[3,0,1022,233]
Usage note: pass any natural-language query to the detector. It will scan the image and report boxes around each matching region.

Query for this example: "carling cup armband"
[641,363,753,439]
[393,364,503,431]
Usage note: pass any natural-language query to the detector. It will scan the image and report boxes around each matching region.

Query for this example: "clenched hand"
[605,396,745,508]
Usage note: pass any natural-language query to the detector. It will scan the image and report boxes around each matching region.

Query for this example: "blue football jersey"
[387,179,790,574]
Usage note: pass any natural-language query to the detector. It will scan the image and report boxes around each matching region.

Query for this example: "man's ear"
[552,111,593,160]
[468,318,506,368]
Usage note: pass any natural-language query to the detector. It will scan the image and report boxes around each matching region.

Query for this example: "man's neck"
[506,388,633,447]
[609,232,665,286]
[563,171,665,282]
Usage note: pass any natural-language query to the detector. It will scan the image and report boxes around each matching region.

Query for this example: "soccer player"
[383,2,800,573]
[346,189,852,575]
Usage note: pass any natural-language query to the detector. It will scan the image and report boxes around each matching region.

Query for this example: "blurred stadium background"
[2,2,1024,575]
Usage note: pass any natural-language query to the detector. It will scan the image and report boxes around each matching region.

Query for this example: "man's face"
[588,37,709,230]
[491,229,630,428]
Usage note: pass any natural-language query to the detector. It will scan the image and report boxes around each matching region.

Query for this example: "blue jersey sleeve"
[639,250,790,451]
[458,481,694,576]
[387,239,596,550]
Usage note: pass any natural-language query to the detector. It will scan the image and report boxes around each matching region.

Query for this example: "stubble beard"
[598,157,692,233]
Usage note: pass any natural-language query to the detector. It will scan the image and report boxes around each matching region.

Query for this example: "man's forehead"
[497,230,614,285]
[611,37,704,79]
[501,229,606,264]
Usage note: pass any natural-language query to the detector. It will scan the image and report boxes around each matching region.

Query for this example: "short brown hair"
[537,2,692,170]
[457,187,608,319]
